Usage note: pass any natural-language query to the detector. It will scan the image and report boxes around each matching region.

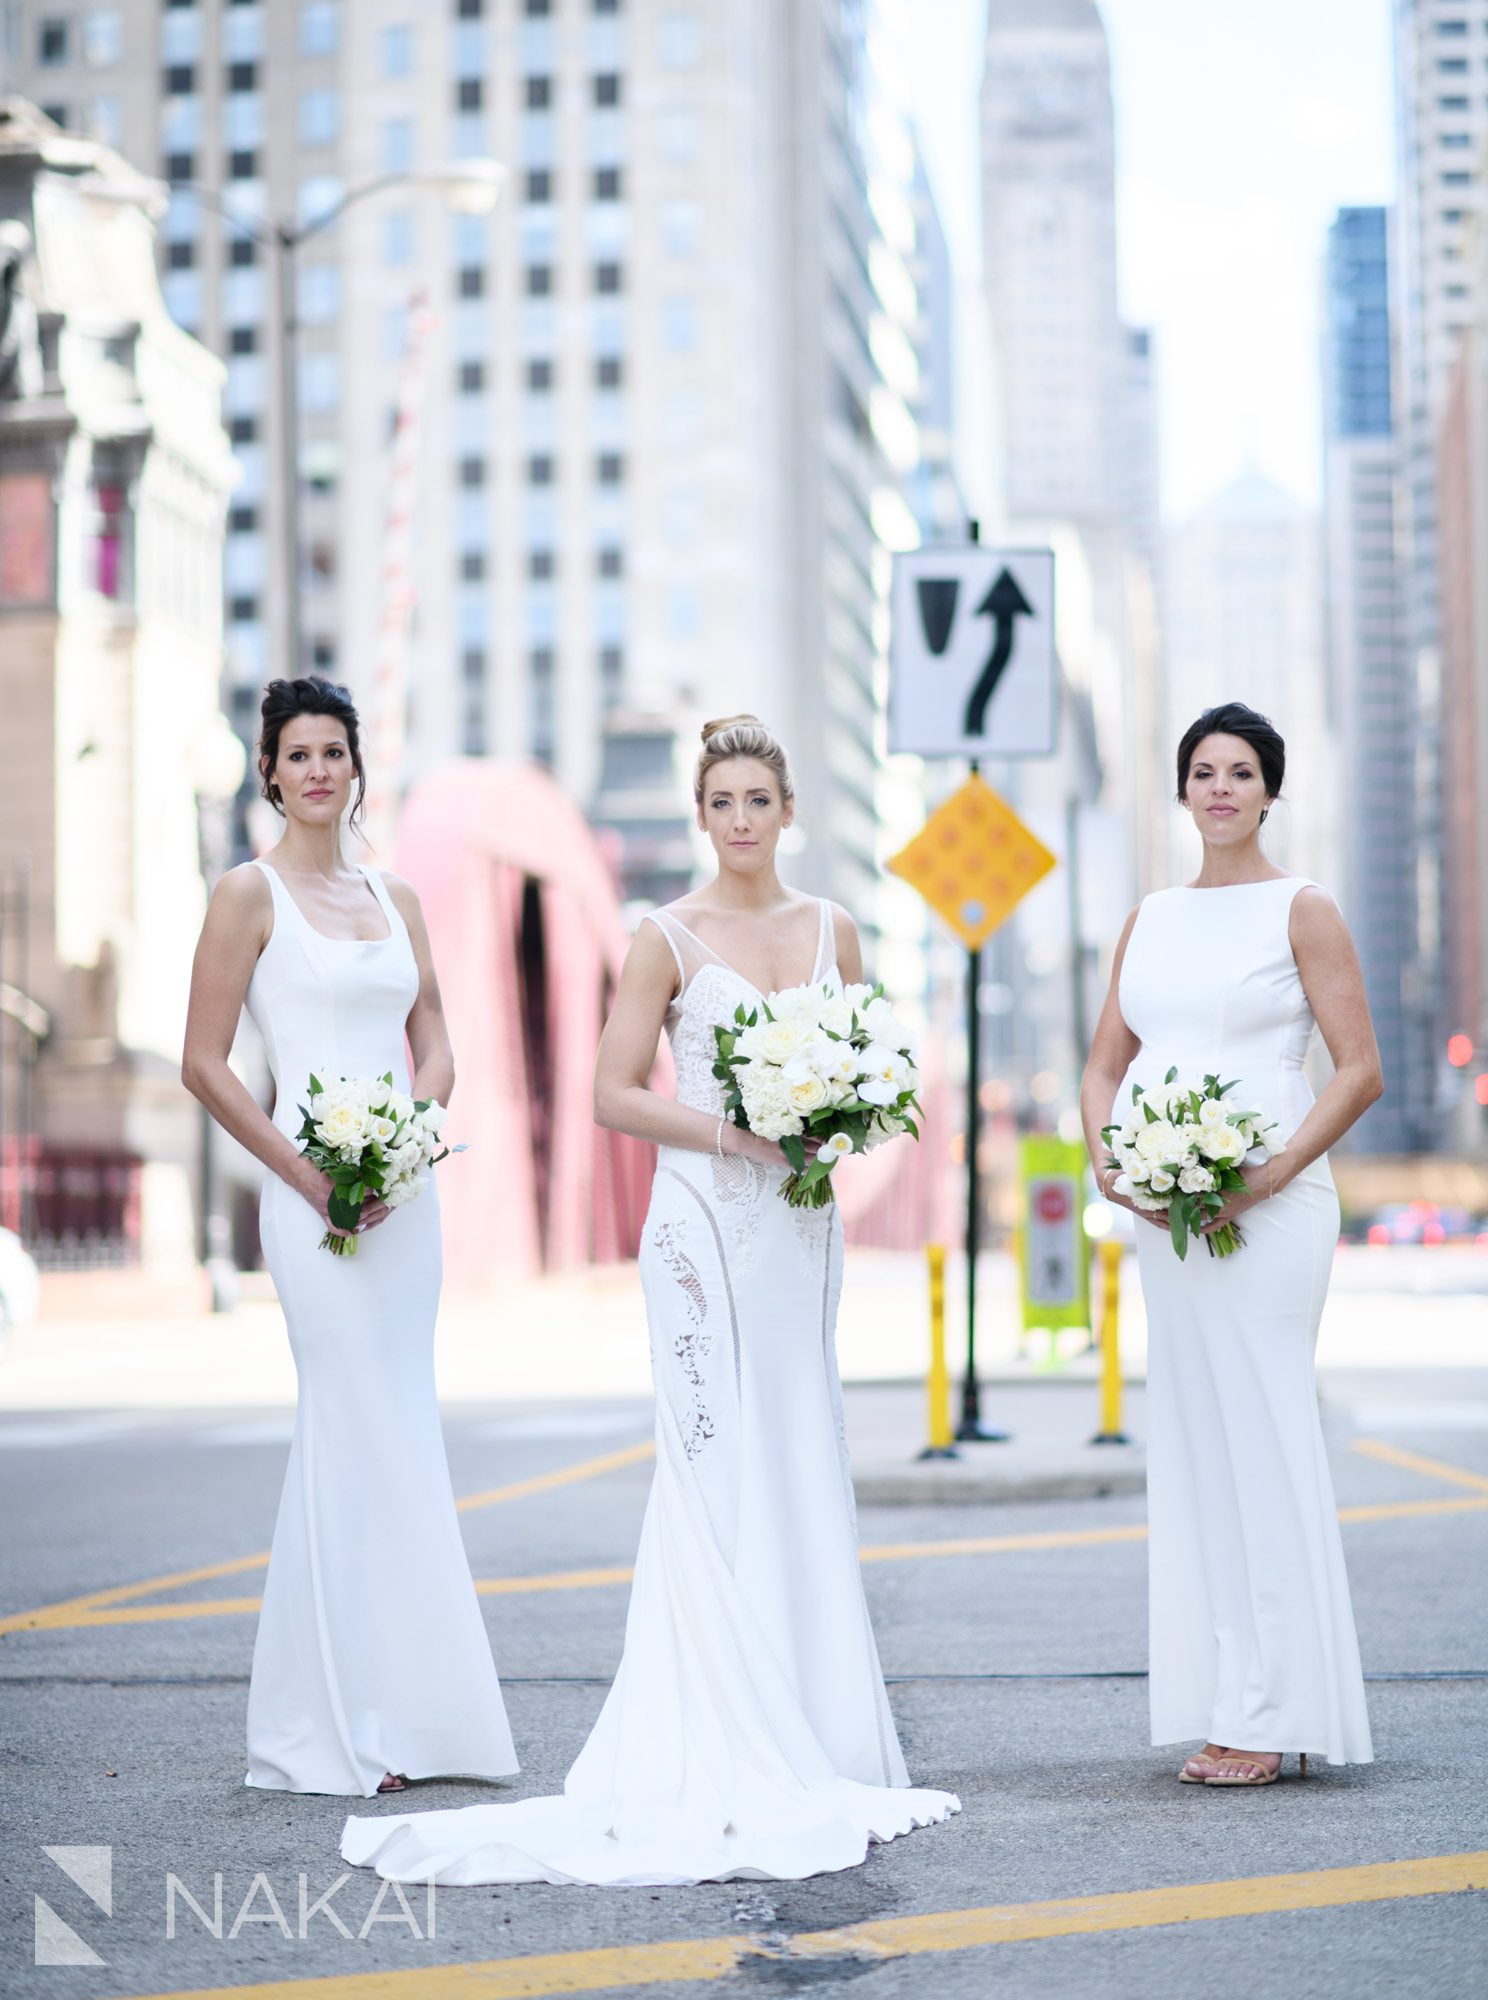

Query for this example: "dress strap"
[812,898,835,982]
[640,910,687,988]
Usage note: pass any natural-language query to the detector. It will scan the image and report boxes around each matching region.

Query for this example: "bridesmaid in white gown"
[183,676,517,1799]
[341,713,958,1885]
[1081,702,1382,1786]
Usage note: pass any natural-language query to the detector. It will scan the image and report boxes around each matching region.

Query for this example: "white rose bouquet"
[1101,1066,1286,1260]
[712,981,921,1209]
[294,1070,464,1256]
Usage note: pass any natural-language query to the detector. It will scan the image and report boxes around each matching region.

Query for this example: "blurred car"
[0,1225,39,1335]
[1360,1201,1483,1248]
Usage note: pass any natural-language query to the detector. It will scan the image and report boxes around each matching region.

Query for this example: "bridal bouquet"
[1102,1067,1285,1260]
[295,1070,464,1255]
[712,982,921,1209]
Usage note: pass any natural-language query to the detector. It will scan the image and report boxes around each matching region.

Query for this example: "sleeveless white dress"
[341,897,959,1884]
[1116,878,1372,1764]
[242,859,518,1796]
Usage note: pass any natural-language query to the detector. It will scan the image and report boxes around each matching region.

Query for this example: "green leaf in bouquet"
[381,1071,394,1086]
[1169,1198,1190,1260]
[797,1157,834,1193]
[780,1133,807,1175]
[414,1098,431,1113]
[308,1074,323,1095]
[1164,1066,1178,1084]
[327,1186,362,1233]
[1143,1100,1158,1123]
[1131,1083,1145,1099]
[449,1141,469,1154]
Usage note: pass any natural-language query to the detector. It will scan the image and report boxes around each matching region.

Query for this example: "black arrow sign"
[962,567,1033,736]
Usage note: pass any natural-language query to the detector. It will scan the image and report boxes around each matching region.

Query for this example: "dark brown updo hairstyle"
[258,676,367,830]
[693,714,794,806]
[1176,701,1285,826]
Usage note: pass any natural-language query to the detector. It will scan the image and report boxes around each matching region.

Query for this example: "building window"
[595,354,623,389]
[39,20,69,64]
[384,211,414,263]
[164,64,197,93]
[594,0,621,13]
[225,148,259,179]
[462,647,486,684]
[457,263,485,297]
[527,357,554,391]
[83,10,123,66]
[460,551,486,581]
[526,75,553,108]
[525,0,552,14]
[529,548,555,579]
[382,23,413,76]
[166,239,196,270]
[89,478,127,598]
[594,260,623,294]
[457,0,484,16]
[299,88,339,145]
[312,637,336,669]
[526,263,553,296]
[456,76,483,112]
[300,2,339,57]
[593,73,622,107]
[528,453,555,485]
[229,415,258,444]
[1434,19,1468,35]
[525,167,553,203]
[229,235,258,266]
[598,544,623,578]
[228,325,258,354]
[594,166,622,200]
[164,149,196,181]
[230,61,260,91]
[381,116,414,172]
[660,11,701,67]
[596,451,624,486]
[229,505,259,533]
[458,359,486,392]
[599,642,623,683]
[229,594,260,623]
[299,262,340,320]
[459,455,486,488]
[1438,95,1470,110]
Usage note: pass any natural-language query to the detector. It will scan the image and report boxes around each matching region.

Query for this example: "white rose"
[1125,1157,1151,1184]
[783,1062,830,1114]
[1178,1164,1215,1193]
[1148,1167,1176,1194]
[1133,1119,1181,1162]
[1197,1124,1245,1165]
[383,1171,427,1209]
[766,986,814,1021]
[316,1102,367,1149]
[415,1101,446,1135]
[1198,1096,1227,1127]
[864,1109,903,1151]
[817,996,855,1038]
[841,982,875,1012]
[859,996,900,1043]
[758,1016,809,1064]
[368,1113,397,1147]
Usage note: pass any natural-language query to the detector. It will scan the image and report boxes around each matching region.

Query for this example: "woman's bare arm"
[1079,909,1166,1231]
[384,873,455,1107]
[593,921,791,1166]
[830,904,865,986]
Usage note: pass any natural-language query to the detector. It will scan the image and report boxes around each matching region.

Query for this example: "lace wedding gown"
[243,859,517,1796]
[1117,877,1372,1764]
[341,897,959,1883]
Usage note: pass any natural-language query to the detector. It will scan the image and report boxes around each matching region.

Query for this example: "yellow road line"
[1352,1437,1488,1496]
[11,1495,1486,1633]
[118,1851,1488,2000]
[0,1441,654,1636]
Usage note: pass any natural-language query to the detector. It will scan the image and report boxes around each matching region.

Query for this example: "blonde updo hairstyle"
[693,714,795,808]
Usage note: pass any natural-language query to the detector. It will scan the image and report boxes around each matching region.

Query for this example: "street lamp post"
[154,161,507,680]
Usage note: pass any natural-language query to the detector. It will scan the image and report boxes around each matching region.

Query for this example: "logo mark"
[35,1845,111,1966]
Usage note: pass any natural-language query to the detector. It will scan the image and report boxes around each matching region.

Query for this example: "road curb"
[852,1446,1147,1506]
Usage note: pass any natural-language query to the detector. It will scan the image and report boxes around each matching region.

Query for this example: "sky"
[905,0,1398,520]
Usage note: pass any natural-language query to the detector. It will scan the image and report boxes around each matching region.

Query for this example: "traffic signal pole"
[958,760,1009,1445]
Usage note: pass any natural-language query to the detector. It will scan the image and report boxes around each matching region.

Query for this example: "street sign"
[886,774,1057,952]
[1019,1135,1090,1332]
[889,545,1056,759]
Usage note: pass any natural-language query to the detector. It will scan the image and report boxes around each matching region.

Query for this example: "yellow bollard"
[1090,1236,1129,1444]
[918,1244,959,1460]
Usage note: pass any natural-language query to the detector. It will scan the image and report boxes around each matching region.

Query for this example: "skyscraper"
[2,0,933,927]
[1322,206,1417,1152]
[1391,0,1488,1131]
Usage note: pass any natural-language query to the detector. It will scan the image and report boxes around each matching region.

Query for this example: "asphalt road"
[2,1373,1486,2000]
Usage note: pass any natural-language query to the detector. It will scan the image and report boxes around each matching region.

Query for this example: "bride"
[341,714,959,1885]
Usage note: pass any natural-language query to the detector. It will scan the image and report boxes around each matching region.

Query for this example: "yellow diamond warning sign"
[887,774,1056,951]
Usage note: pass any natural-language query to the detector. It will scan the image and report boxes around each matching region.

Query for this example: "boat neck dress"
[340,896,959,1883]
[1116,876,1372,1765]
[242,856,518,1797]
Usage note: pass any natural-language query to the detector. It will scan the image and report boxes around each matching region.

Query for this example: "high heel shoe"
[1204,1751,1309,1786]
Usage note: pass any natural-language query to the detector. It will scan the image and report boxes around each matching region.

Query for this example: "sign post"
[1018,1135,1091,1350]
[889,538,1057,1443]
